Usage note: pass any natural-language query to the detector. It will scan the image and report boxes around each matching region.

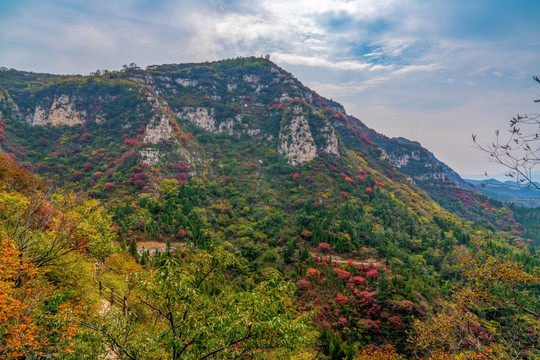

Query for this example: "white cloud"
[393,63,441,75]
[272,52,370,70]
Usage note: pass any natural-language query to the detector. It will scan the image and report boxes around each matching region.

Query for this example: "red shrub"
[134,179,146,189]
[337,318,348,327]
[366,269,379,279]
[335,293,349,305]
[296,279,311,291]
[335,268,351,280]
[317,242,332,253]
[389,315,404,329]
[351,276,366,285]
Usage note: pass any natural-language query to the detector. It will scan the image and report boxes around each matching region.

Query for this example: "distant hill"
[466,178,540,207]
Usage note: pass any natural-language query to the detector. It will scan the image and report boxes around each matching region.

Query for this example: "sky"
[1,0,539,179]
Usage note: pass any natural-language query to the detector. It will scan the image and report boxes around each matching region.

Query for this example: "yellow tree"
[410,250,539,359]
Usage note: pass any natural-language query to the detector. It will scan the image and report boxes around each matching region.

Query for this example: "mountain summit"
[0,56,538,358]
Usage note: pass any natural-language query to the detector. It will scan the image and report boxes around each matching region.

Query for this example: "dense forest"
[0,57,538,359]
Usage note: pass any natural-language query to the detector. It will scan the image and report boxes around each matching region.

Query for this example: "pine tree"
[128,238,139,262]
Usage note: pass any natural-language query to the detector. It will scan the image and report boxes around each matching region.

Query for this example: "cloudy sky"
[1,0,539,178]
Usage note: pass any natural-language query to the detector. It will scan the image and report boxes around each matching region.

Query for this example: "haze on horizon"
[1,0,539,179]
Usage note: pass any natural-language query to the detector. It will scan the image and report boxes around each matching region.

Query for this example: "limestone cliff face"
[178,104,340,166]
[29,95,86,126]
[382,151,421,168]
[178,107,217,133]
[140,90,174,165]
[278,106,318,166]
[178,108,246,136]
[142,90,174,145]
[378,139,452,183]
[319,125,339,155]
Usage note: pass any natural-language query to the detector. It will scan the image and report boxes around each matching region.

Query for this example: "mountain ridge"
[0,56,538,358]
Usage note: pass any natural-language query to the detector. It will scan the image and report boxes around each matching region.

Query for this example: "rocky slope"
[0,57,536,242]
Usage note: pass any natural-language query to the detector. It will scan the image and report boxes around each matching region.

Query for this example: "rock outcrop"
[30,95,86,126]
[278,106,318,166]
[178,107,217,133]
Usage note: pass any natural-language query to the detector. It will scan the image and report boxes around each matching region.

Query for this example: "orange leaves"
[356,344,405,360]
[0,239,46,359]
[0,155,43,194]
[0,238,85,358]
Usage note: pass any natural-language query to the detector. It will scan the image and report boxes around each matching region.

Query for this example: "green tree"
[85,246,315,359]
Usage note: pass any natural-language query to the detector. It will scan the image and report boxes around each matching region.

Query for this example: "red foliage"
[388,315,403,329]
[134,179,146,189]
[335,293,349,305]
[317,242,332,253]
[292,173,301,181]
[51,152,59,157]
[344,176,355,184]
[367,304,381,319]
[337,317,348,328]
[93,172,103,179]
[351,276,366,285]
[83,162,93,171]
[296,279,311,291]
[365,187,373,194]
[335,268,351,280]
[176,173,188,181]
[175,161,191,173]
[104,182,115,190]
[367,319,382,334]
[366,269,379,279]
[80,132,91,142]
[331,113,347,122]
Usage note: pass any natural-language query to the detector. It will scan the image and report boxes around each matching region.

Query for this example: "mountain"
[466,178,540,207]
[0,57,538,358]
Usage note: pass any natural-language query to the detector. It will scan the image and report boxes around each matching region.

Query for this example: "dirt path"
[310,252,379,267]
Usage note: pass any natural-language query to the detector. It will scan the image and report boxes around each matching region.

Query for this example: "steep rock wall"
[278,106,318,166]
[30,95,86,126]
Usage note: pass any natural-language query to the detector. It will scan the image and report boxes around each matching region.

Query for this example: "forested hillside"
[0,57,538,359]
